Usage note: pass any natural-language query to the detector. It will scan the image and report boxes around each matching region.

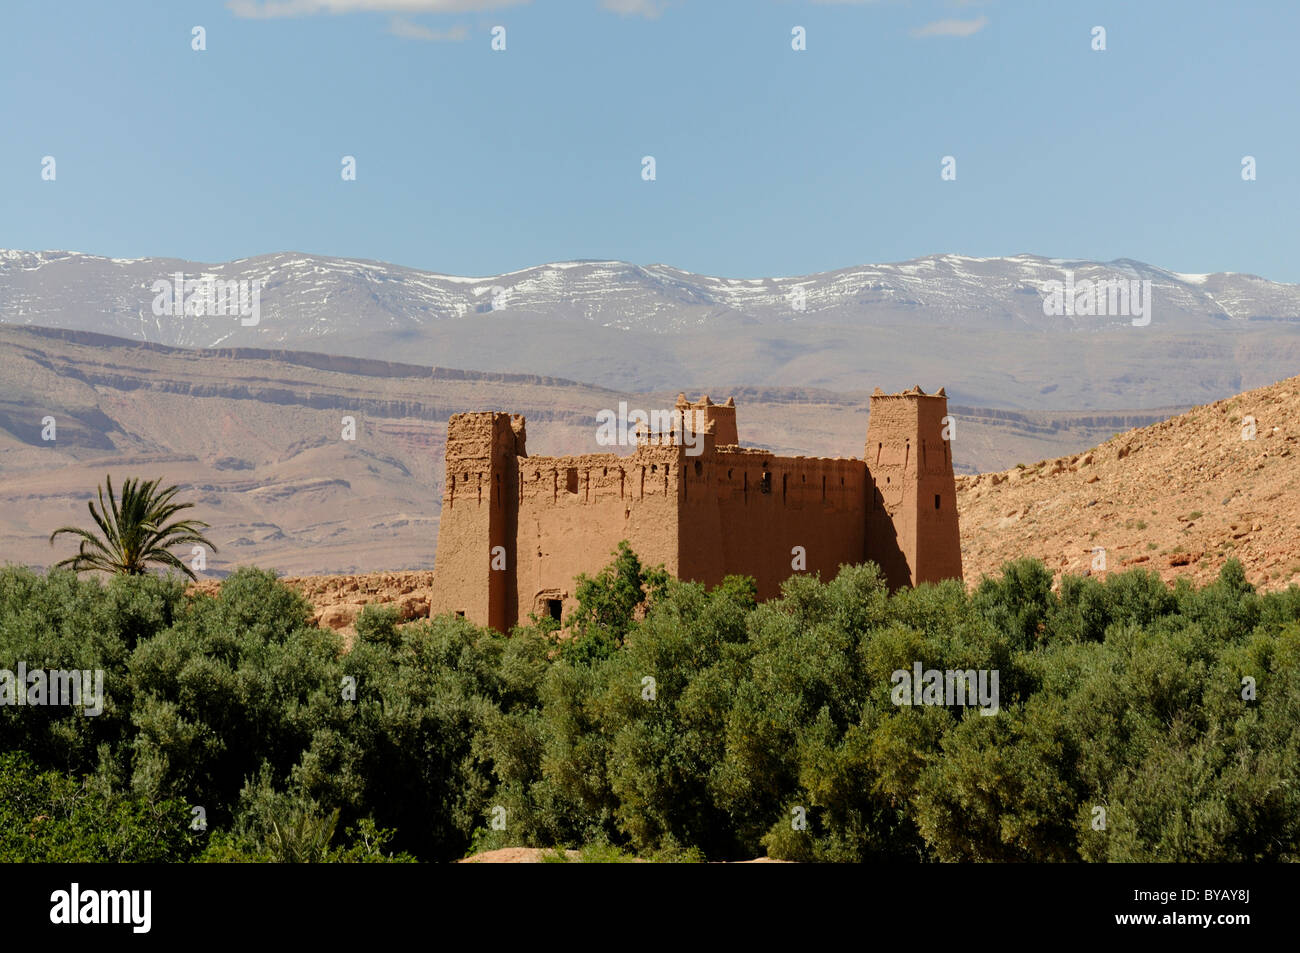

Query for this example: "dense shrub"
[0,750,200,862]
[1,554,1297,862]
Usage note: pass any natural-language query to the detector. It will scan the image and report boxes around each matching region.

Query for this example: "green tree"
[562,541,668,664]
[49,475,217,581]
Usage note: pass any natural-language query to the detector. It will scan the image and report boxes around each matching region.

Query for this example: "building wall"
[512,446,680,625]
[911,393,964,584]
[678,449,868,599]
[865,393,919,589]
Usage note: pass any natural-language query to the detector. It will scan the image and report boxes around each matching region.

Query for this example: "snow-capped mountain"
[2,249,1299,410]
[3,249,1297,345]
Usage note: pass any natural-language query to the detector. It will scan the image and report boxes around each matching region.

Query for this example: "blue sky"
[3,0,1298,280]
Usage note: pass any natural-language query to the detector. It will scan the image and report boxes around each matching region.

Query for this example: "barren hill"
[957,376,1300,592]
[0,324,1181,575]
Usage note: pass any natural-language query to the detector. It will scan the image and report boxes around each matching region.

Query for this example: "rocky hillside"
[957,375,1300,592]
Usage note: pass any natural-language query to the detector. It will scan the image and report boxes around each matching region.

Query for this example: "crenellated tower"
[429,412,524,631]
[865,386,963,588]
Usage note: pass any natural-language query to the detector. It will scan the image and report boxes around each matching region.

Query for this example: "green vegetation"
[560,540,668,665]
[49,475,217,581]
[0,751,201,862]
[1,548,1298,863]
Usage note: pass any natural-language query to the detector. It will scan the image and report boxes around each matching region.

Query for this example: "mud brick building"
[430,388,963,632]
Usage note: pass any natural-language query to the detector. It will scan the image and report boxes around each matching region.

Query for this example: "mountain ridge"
[5,249,1300,410]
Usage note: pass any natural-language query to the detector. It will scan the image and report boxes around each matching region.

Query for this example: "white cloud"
[387,16,470,39]
[601,0,669,18]
[228,0,527,18]
[910,15,988,38]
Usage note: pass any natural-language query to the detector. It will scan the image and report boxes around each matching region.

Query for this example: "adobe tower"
[864,386,963,589]
[430,387,962,631]
[432,412,525,632]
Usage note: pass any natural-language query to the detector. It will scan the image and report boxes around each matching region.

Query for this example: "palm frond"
[49,474,218,579]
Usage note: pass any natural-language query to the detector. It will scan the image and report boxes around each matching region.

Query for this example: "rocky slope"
[189,571,437,646]
[957,375,1300,592]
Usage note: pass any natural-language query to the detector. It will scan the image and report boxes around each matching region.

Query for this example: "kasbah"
[430,387,962,632]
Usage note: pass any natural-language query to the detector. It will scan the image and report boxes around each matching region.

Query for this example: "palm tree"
[49,475,218,581]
